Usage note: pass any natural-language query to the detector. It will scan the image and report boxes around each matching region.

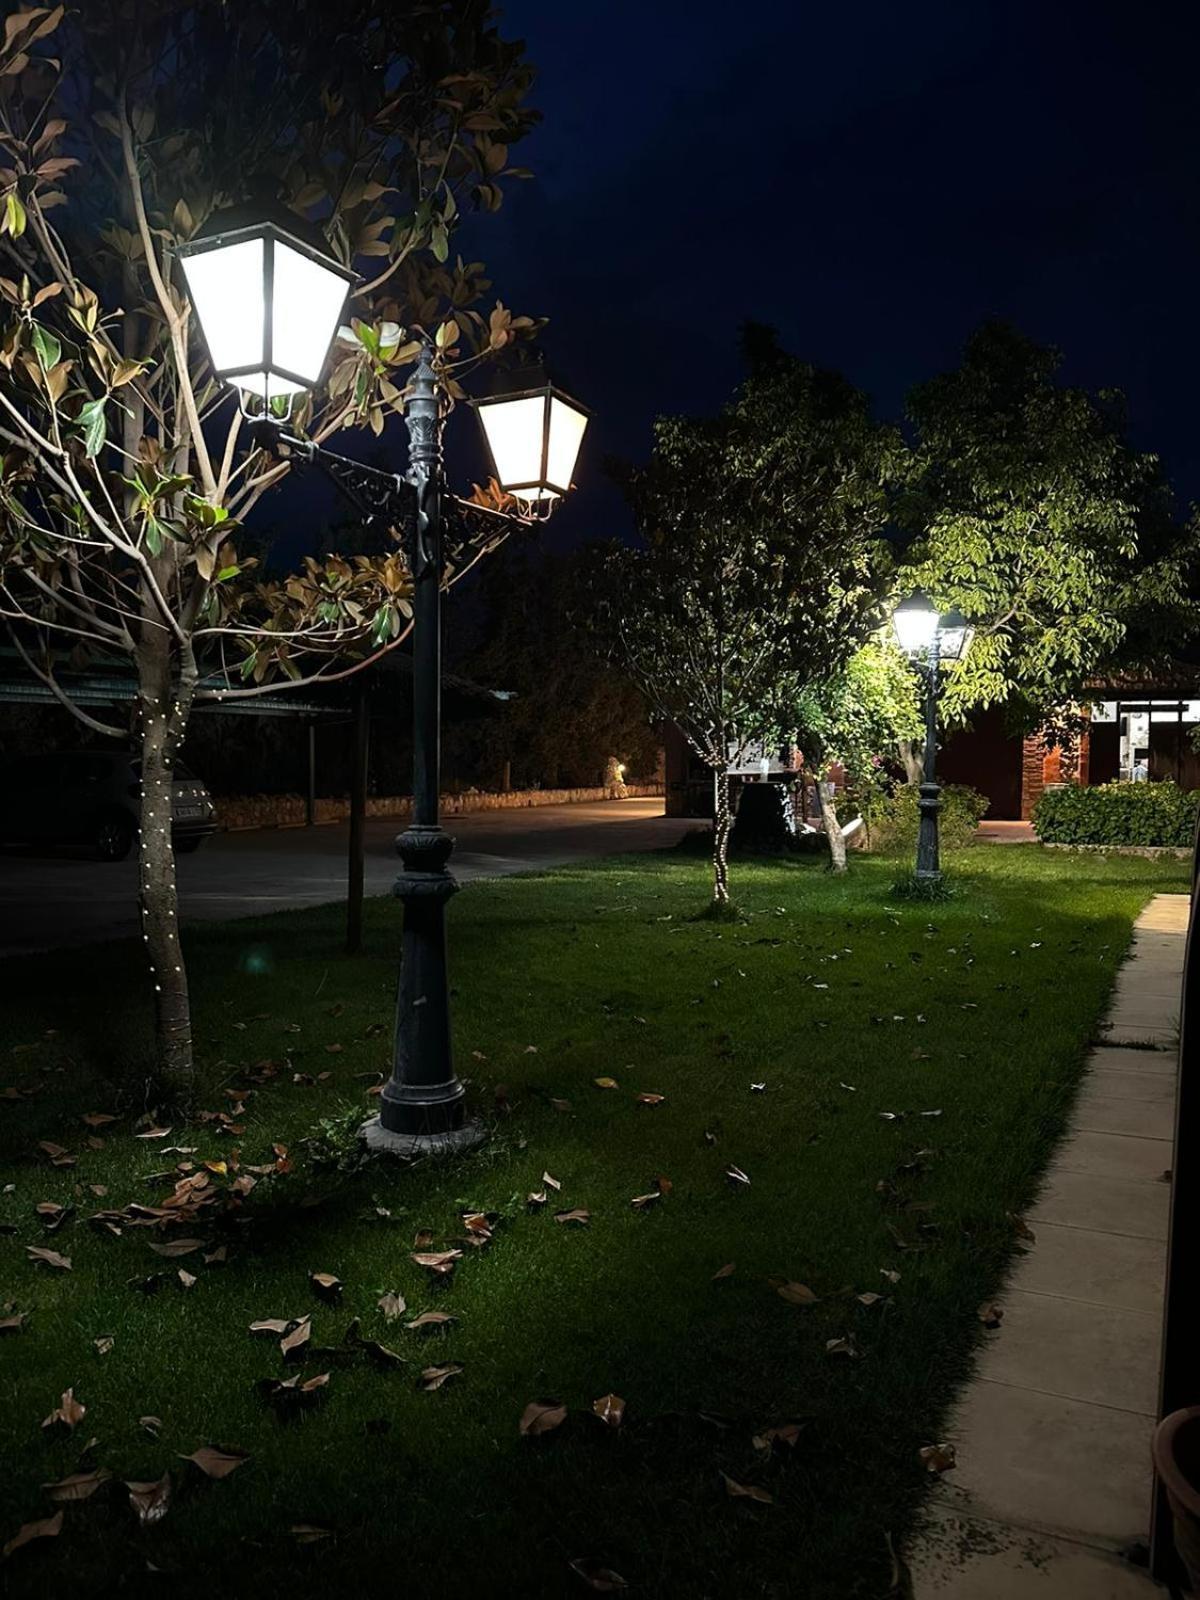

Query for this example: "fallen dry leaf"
[856,1292,885,1307]
[148,1238,205,1258]
[139,1416,163,1436]
[181,1445,250,1480]
[712,1263,736,1281]
[630,1192,660,1210]
[26,1246,71,1272]
[0,1311,28,1334]
[919,1442,957,1474]
[3,1509,63,1559]
[126,1472,171,1525]
[43,1469,110,1502]
[752,1422,805,1452]
[93,1335,114,1357]
[81,1113,116,1128]
[310,1271,343,1303]
[526,1190,548,1209]
[776,1281,818,1307]
[411,1250,462,1275]
[290,1523,334,1544]
[280,1318,312,1360]
[568,1556,628,1591]
[725,1165,751,1187]
[42,1389,85,1431]
[549,1098,572,1113]
[135,1127,172,1140]
[593,1077,619,1090]
[721,1473,773,1505]
[880,1268,901,1285]
[419,1363,462,1391]
[592,1393,625,1429]
[554,1208,590,1227]
[825,1335,863,1360]
[542,1171,562,1191]
[178,1269,196,1290]
[636,1093,665,1107]
[977,1301,1004,1329]
[405,1311,455,1332]
[249,1318,292,1336]
[378,1291,407,1321]
[520,1399,567,1437]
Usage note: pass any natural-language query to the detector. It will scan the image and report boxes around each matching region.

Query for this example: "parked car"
[0,750,217,861]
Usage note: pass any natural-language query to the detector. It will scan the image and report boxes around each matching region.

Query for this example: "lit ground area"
[0,846,1188,1598]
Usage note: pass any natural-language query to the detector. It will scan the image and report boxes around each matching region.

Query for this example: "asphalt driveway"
[0,798,692,955]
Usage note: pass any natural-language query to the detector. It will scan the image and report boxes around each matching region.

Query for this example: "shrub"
[1033,781,1200,847]
[869,783,990,853]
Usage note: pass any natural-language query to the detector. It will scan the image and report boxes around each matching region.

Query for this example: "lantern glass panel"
[180,236,264,377]
[546,393,587,495]
[478,394,547,496]
[271,238,350,390]
[892,597,939,654]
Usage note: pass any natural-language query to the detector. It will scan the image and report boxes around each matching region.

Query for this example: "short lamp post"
[179,206,589,1157]
[892,591,973,882]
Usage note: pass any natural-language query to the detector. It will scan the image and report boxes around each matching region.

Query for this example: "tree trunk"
[815,775,848,873]
[137,638,194,1098]
[898,738,923,785]
[712,766,732,904]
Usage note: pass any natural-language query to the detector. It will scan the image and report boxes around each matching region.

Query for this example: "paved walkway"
[909,892,1187,1598]
[977,820,1037,843]
[0,798,692,954]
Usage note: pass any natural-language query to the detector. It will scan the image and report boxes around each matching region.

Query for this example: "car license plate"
[175,805,202,819]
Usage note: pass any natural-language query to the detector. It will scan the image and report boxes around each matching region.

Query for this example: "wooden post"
[346,679,370,954]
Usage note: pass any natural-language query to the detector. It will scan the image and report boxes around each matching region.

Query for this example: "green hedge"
[1033,780,1200,847]
[868,782,990,852]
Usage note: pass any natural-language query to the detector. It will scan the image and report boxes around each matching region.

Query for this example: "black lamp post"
[892,591,973,882]
[179,209,588,1157]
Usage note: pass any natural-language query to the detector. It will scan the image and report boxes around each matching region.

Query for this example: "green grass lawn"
[0,845,1188,1598]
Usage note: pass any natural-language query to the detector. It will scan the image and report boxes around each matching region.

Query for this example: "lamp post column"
[915,636,942,881]
[364,342,483,1156]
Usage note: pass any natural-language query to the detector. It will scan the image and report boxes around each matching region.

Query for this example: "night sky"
[463,0,1200,544]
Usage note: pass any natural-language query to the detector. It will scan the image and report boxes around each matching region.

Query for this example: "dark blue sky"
[465,0,1200,542]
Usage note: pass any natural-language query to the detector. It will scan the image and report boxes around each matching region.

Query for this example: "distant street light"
[892,591,974,882]
[180,207,588,1156]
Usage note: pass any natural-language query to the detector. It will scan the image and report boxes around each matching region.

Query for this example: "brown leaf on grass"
[413,1228,435,1250]
[43,1469,110,1502]
[290,1523,334,1544]
[178,1269,196,1290]
[526,1191,548,1209]
[280,1318,312,1360]
[712,1263,736,1281]
[880,1268,901,1285]
[520,1399,567,1436]
[918,1442,957,1474]
[181,1445,250,1479]
[93,1335,114,1356]
[411,1250,462,1275]
[81,1112,116,1128]
[721,1473,774,1504]
[148,1238,206,1258]
[592,1393,625,1429]
[260,1372,329,1407]
[555,1209,590,1227]
[135,1127,172,1140]
[752,1422,805,1452]
[419,1363,462,1391]
[593,1077,619,1090]
[636,1093,665,1106]
[542,1171,562,1191]
[550,1098,572,1113]
[139,1416,163,1436]
[977,1302,1003,1329]
[26,1246,71,1272]
[825,1335,863,1359]
[0,1311,28,1334]
[310,1272,342,1303]
[358,1340,405,1368]
[377,1291,407,1321]
[630,1192,660,1210]
[775,1281,818,1306]
[725,1165,751,1187]
[568,1556,628,1591]
[856,1292,885,1307]
[37,1141,74,1166]
[3,1509,63,1558]
[126,1472,171,1525]
[405,1311,455,1332]
[249,1318,292,1336]
[42,1389,85,1430]
[461,1212,493,1239]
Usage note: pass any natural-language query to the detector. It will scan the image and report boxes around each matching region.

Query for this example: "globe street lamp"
[179,208,588,1157]
[892,591,974,882]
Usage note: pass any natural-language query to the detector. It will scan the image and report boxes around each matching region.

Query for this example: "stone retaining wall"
[1041,841,1193,858]
[214,783,664,832]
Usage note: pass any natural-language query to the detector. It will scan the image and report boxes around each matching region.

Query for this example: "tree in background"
[899,322,1200,736]
[0,1,540,1092]
[448,540,661,792]
[601,336,902,908]
[792,640,921,870]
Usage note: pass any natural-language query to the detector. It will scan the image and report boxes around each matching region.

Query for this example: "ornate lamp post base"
[360,1115,486,1160]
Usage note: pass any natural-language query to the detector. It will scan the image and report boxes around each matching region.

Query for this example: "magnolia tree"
[601,343,901,907]
[792,640,921,870]
[899,322,1200,738]
[0,2,543,1091]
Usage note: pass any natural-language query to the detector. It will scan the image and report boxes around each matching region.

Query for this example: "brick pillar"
[1021,734,1047,820]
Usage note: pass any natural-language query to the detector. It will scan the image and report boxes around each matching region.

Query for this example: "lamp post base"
[359,1114,486,1161]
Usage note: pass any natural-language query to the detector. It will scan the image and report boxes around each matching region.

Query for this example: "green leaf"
[215,564,240,582]
[430,221,449,263]
[144,514,164,557]
[4,192,27,240]
[31,323,60,372]
[76,397,106,459]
